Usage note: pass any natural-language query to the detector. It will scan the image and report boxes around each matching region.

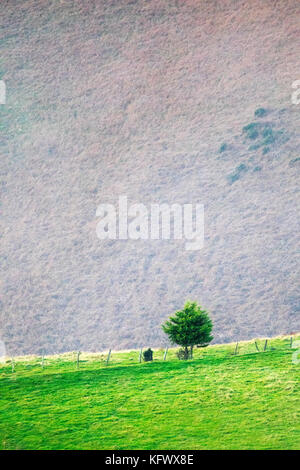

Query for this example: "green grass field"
[0,336,299,450]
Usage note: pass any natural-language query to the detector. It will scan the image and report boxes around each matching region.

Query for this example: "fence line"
[106,349,111,365]
[2,336,299,372]
[163,346,168,361]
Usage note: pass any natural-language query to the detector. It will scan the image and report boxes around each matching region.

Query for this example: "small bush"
[243,122,260,140]
[289,157,300,167]
[243,122,259,133]
[177,348,191,360]
[227,173,240,184]
[263,135,275,145]
[262,127,275,145]
[143,348,153,362]
[262,147,270,155]
[249,143,261,151]
[237,163,247,172]
[248,129,259,139]
[255,107,267,118]
[219,143,227,153]
[262,127,273,138]
[227,163,247,185]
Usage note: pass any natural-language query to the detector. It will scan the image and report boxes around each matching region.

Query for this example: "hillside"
[0,0,300,355]
[0,335,299,450]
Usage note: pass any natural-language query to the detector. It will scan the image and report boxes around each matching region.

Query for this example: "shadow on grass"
[1,348,291,394]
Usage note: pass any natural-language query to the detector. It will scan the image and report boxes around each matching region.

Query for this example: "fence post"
[41,354,45,369]
[290,336,293,348]
[11,357,15,373]
[163,346,168,361]
[77,351,81,369]
[139,348,143,363]
[106,349,111,365]
[234,342,239,355]
[263,340,268,351]
[255,341,260,352]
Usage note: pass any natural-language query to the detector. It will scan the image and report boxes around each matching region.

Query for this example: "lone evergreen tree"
[162,301,213,359]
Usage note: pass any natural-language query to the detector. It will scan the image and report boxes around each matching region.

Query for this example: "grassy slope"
[1,336,299,450]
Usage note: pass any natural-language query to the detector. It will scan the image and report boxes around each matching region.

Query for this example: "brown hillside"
[0,0,300,354]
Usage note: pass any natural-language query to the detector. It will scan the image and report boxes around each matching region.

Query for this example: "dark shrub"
[227,172,240,184]
[227,163,247,185]
[248,129,259,139]
[143,348,153,362]
[237,163,247,172]
[249,143,261,151]
[243,122,260,140]
[262,127,273,138]
[289,158,300,167]
[176,348,191,360]
[219,143,227,153]
[243,122,259,133]
[255,108,267,118]
[263,135,275,145]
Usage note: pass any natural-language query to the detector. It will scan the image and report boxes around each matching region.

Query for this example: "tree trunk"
[184,346,189,360]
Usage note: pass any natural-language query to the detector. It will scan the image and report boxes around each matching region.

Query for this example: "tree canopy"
[162,301,213,359]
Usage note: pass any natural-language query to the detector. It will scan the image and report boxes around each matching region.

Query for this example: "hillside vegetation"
[1,0,300,354]
[0,335,299,450]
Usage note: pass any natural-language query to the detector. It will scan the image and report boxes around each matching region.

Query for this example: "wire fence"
[1,334,299,375]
